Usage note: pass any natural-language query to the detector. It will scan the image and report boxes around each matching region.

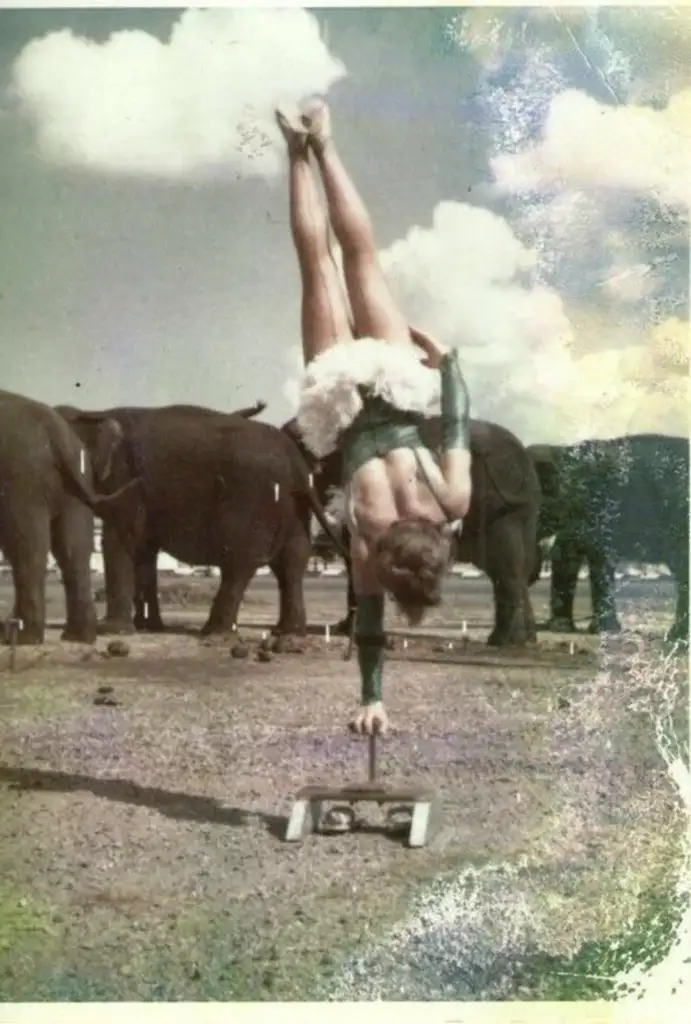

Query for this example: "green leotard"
[339,389,427,485]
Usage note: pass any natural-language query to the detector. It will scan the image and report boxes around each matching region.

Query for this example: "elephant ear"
[528,444,557,467]
[528,444,560,488]
[55,407,125,483]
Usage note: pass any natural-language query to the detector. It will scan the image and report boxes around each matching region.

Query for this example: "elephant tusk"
[80,449,85,474]
[274,483,280,501]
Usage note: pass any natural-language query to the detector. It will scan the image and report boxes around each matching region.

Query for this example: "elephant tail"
[283,436,350,561]
[303,483,350,562]
[51,432,144,518]
[233,400,267,420]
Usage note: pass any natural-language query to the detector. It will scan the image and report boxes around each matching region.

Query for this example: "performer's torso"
[339,391,426,482]
[340,390,450,536]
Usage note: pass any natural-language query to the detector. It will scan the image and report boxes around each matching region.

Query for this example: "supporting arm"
[437,348,472,521]
[355,594,385,704]
[348,533,389,734]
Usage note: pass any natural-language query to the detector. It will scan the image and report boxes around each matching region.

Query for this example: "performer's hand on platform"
[349,701,388,736]
[409,326,449,370]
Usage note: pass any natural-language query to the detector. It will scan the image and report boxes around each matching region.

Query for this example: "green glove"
[355,594,385,704]
[440,348,470,450]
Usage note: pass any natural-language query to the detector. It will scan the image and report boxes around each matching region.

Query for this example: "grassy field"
[0,574,688,1001]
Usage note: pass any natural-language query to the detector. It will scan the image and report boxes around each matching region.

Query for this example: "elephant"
[528,434,689,644]
[283,416,543,647]
[56,402,344,638]
[0,389,142,645]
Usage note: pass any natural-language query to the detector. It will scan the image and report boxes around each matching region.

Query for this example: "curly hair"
[373,516,454,626]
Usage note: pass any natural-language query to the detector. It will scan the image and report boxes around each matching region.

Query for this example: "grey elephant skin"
[0,389,142,645]
[528,434,689,644]
[286,416,542,647]
[56,402,343,637]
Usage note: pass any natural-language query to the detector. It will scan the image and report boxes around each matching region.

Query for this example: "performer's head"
[374,516,453,626]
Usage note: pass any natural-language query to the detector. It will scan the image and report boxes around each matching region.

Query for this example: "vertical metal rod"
[368,733,377,783]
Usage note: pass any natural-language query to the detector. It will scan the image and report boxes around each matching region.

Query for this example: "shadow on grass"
[0,764,412,846]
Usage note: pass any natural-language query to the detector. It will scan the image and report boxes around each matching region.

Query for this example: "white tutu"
[296,337,441,458]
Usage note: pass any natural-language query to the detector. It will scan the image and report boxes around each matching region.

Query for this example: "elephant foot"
[134,616,166,633]
[97,618,136,636]
[199,621,226,638]
[61,625,97,645]
[3,628,44,646]
[272,623,307,638]
[543,616,578,633]
[331,615,354,637]
[199,621,244,641]
[486,627,532,648]
[588,615,621,635]
[271,634,307,654]
[201,635,230,648]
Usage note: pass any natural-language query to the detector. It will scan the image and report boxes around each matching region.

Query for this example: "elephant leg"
[587,551,621,634]
[99,521,136,634]
[3,509,50,645]
[522,515,539,643]
[523,579,538,643]
[133,548,165,632]
[546,537,582,632]
[485,515,533,648]
[200,564,258,637]
[51,502,97,644]
[270,527,310,636]
[665,550,689,647]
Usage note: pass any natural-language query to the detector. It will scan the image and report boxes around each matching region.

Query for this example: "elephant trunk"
[50,432,144,517]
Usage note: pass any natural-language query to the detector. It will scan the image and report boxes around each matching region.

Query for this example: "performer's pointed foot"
[301,95,332,148]
[275,105,308,152]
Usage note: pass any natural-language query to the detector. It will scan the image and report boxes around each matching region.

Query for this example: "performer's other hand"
[409,326,449,370]
[349,701,388,736]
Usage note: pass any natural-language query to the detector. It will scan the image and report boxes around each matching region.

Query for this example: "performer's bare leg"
[276,107,353,365]
[302,99,411,346]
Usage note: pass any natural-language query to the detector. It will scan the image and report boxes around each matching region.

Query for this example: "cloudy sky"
[1,4,688,445]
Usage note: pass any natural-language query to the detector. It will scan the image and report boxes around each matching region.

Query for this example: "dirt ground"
[0,574,688,1001]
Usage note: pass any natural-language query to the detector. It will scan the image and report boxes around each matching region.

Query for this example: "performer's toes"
[301,95,332,145]
[275,105,308,149]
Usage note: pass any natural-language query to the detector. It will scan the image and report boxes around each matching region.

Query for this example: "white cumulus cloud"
[9,7,346,180]
[281,344,304,416]
[283,201,688,444]
[491,88,691,209]
[378,202,688,444]
[600,263,655,304]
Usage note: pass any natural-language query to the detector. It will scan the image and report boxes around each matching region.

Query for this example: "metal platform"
[285,734,436,848]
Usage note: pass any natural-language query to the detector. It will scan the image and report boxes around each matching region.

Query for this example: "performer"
[276,97,472,736]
